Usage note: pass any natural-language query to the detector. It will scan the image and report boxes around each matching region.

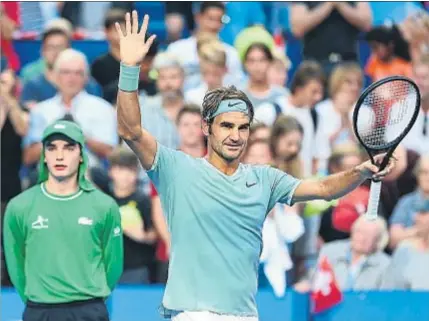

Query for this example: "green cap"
[234,26,275,63]
[38,120,95,191]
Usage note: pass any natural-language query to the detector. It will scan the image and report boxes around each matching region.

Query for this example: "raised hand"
[115,11,156,66]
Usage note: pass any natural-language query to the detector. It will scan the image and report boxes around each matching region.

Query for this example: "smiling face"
[44,139,82,182]
[203,111,250,163]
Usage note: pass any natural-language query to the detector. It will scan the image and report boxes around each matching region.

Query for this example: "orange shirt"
[365,54,412,82]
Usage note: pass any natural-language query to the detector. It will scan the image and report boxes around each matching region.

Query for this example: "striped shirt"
[140,95,180,150]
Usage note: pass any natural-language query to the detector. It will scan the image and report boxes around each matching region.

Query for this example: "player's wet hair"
[201,85,254,129]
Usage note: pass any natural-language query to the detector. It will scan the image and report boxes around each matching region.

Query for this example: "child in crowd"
[107,146,157,284]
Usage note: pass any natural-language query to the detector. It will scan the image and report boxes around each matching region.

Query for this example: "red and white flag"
[310,256,343,314]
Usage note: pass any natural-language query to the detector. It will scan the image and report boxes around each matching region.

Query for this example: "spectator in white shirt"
[140,52,185,150]
[255,61,326,176]
[243,138,304,297]
[269,115,304,179]
[167,2,244,91]
[400,54,429,155]
[316,62,364,158]
[185,39,227,107]
[23,48,117,185]
[268,48,292,89]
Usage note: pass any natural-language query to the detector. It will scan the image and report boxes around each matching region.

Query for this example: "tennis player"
[3,120,123,321]
[115,12,395,321]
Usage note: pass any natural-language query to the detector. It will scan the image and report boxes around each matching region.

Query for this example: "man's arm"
[102,203,124,291]
[22,108,46,166]
[3,202,27,302]
[289,2,334,38]
[335,2,372,32]
[292,156,394,203]
[116,11,158,170]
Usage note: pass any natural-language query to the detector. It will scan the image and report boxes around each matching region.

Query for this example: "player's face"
[156,67,184,100]
[244,142,273,165]
[177,112,204,147]
[42,34,69,69]
[417,158,429,194]
[413,64,429,100]
[56,59,87,98]
[208,112,250,162]
[351,221,379,254]
[44,140,82,182]
[109,166,138,190]
[200,61,226,90]
[245,48,270,83]
[198,8,224,34]
[274,130,302,161]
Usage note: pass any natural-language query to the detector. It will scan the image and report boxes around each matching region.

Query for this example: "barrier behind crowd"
[2,287,429,321]
[12,35,372,87]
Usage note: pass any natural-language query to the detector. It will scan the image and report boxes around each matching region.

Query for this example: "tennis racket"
[352,76,421,220]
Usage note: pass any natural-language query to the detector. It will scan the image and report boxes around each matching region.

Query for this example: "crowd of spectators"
[1,1,429,295]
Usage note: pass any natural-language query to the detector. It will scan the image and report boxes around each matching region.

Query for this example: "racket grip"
[366,181,382,220]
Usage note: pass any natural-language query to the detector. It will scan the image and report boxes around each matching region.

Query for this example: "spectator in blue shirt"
[389,155,429,249]
[21,28,102,110]
[219,2,266,46]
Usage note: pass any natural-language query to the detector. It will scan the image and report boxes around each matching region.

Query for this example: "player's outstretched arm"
[292,156,396,203]
[116,11,158,170]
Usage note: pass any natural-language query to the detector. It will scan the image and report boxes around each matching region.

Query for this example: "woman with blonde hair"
[270,115,304,179]
[316,62,364,160]
[185,38,228,107]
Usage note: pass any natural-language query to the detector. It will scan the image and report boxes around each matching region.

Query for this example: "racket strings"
[356,80,418,149]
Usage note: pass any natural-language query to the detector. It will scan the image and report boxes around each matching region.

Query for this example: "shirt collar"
[54,90,88,110]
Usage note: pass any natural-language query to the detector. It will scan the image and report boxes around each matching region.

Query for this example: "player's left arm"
[291,156,395,203]
[334,2,372,32]
[102,202,124,291]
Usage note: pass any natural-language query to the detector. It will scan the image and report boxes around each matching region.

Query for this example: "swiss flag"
[310,256,343,314]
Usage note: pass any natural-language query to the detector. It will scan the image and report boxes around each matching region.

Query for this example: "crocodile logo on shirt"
[32,216,49,229]
[78,217,93,226]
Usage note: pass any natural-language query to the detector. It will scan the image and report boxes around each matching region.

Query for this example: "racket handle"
[366,181,382,220]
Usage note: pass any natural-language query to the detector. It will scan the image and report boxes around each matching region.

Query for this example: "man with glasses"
[21,27,102,109]
[23,48,118,186]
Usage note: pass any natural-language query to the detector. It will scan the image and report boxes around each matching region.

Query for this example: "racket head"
[352,76,421,164]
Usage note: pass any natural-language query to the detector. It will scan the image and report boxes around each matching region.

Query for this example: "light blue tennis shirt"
[148,143,301,317]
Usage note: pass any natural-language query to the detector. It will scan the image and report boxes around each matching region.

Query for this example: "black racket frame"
[352,75,421,172]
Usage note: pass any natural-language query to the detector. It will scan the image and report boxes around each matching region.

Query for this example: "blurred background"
[1,1,429,321]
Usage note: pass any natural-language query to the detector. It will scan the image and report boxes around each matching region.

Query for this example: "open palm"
[115,11,156,66]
